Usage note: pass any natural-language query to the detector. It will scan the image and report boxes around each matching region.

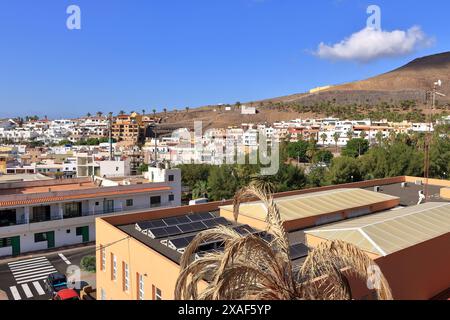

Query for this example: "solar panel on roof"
[215,217,231,226]
[163,217,180,226]
[190,221,207,232]
[188,213,203,221]
[135,222,152,232]
[165,226,182,236]
[233,225,255,235]
[148,228,168,239]
[199,212,214,220]
[178,223,195,233]
[151,220,167,228]
[289,243,309,260]
[203,219,218,228]
[176,215,191,224]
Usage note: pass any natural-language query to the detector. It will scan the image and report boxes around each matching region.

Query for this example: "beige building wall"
[96,217,206,300]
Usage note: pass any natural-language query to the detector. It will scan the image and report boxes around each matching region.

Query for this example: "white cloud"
[316,26,434,62]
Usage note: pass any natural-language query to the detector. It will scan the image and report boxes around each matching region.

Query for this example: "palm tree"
[333,132,341,153]
[175,186,392,300]
[250,175,277,194]
[360,130,367,141]
[142,109,146,116]
[163,108,167,114]
[86,112,92,118]
[96,111,103,118]
[185,107,190,113]
[346,130,354,141]
[152,109,157,117]
[320,133,327,146]
[375,131,384,146]
[192,181,209,199]
[119,110,125,116]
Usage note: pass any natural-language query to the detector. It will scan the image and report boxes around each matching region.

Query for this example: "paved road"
[0,246,96,301]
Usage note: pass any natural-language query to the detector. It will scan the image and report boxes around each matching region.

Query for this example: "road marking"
[8,257,47,267]
[9,256,58,284]
[17,274,56,285]
[13,266,56,276]
[9,261,52,271]
[58,253,71,265]
[32,281,45,296]
[15,270,58,283]
[9,286,21,300]
[21,284,33,298]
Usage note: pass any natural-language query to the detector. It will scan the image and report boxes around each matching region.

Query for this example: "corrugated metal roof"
[305,202,450,256]
[220,188,399,222]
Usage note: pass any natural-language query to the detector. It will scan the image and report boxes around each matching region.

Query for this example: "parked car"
[189,198,208,205]
[44,273,69,296]
[53,288,80,301]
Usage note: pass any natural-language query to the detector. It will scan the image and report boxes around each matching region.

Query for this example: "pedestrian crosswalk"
[8,281,47,300]
[8,256,58,284]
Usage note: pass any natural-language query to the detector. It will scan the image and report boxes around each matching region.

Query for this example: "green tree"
[342,138,369,158]
[307,167,327,187]
[138,163,149,174]
[287,140,309,162]
[320,133,328,146]
[207,165,239,201]
[326,157,363,185]
[333,132,341,152]
[312,150,334,164]
[192,180,209,199]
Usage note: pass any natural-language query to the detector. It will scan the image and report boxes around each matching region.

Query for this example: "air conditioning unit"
[374,186,381,192]
[401,182,407,188]
[415,180,423,186]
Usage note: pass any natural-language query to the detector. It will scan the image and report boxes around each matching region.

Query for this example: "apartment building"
[112,113,147,144]
[0,166,181,257]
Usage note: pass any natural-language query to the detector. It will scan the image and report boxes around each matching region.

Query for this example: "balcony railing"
[0,202,175,228]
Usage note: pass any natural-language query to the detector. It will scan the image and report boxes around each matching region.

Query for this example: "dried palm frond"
[175,185,393,300]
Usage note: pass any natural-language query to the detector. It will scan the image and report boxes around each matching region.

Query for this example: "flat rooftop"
[363,183,446,207]
[117,211,308,266]
[0,181,98,196]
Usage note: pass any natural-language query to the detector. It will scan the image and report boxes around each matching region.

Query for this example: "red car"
[53,288,80,301]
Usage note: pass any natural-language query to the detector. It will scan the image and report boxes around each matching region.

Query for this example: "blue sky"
[0,0,449,118]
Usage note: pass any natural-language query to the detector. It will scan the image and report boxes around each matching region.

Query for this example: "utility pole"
[153,125,158,167]
[108,112,113,161]
[424,80,445,201]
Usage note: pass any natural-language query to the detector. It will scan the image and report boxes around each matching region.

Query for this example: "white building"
[0,167,181,257]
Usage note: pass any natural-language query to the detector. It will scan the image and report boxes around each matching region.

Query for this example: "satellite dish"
[435,80,442,87]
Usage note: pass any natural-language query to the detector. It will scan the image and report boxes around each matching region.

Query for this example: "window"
[168,194,175,202]
[111,253,117,281]
[34,232,47,243]
[126,199,133,207]
[123,262,129,292]
[101,246,106,271]
[100,288,106,300]
[0,237,12,248]
[150,196,161,208]
[155,287,162,300]
[31,206,51,223]
[64,202,82,219]
[168,175,174,182]
[138,273,144,300]
[66,229,70,234]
